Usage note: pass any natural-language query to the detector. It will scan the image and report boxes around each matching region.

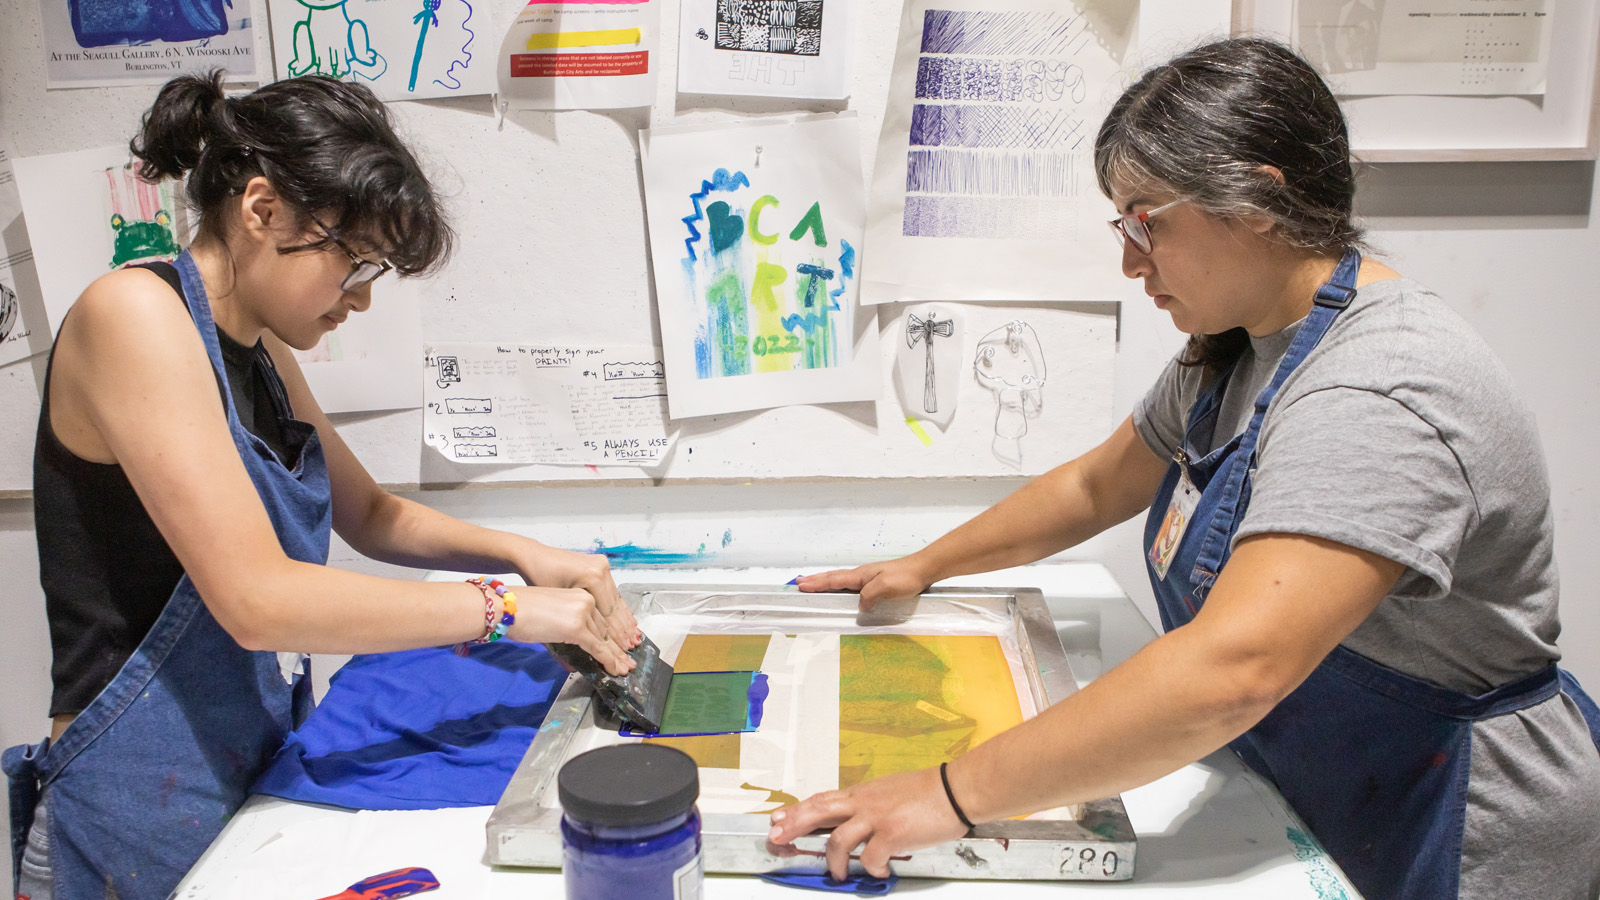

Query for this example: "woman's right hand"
[795,557,934,610]
[509,586,634,676]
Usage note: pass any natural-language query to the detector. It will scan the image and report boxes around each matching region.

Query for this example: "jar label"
[672,852,704,900]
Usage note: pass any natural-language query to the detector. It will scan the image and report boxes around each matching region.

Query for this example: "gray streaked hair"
[1094,37,1363,254]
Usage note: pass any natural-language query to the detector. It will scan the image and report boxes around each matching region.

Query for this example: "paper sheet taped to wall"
[423,342,675,466]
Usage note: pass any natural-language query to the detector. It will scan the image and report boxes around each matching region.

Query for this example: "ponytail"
[128,70,453,276]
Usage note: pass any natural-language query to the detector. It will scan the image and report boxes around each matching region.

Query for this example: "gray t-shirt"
[1133,277,1600,899]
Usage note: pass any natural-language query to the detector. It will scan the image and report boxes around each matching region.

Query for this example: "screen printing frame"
[486,584,1136,881]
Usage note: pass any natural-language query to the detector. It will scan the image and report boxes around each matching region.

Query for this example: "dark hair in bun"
[130,69,452,276]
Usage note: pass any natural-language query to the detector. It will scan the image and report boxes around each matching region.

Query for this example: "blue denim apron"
[1142,249,1600,900]
[4,250,329,900]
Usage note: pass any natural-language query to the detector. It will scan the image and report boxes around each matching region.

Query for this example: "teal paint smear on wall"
[588,541,710,566]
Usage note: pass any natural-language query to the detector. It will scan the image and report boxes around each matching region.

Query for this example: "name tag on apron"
[1149,467,1200,581]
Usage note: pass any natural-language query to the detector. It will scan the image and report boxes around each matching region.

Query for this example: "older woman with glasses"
[771,38,1600,900]
[5,72,642,900]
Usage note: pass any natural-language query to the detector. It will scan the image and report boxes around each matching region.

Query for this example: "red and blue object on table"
[314,866,441,900]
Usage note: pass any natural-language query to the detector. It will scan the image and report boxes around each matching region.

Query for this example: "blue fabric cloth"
[253,641,569,810]
[759,872,898,894]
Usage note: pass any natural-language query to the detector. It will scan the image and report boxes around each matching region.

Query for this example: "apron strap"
[1189,249,1362,587]
[1558,668,1600,751]
[3,738,49,894]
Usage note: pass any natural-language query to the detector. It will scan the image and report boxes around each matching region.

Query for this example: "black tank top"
[34,262,305,716]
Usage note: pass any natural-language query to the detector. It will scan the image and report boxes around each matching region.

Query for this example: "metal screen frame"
[486,584,1136,881]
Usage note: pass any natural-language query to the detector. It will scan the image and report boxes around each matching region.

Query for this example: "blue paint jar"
[560,743,703,900]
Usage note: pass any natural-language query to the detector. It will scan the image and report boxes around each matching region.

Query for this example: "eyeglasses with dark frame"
[1107,199,1185,254]
[308,213,393,292]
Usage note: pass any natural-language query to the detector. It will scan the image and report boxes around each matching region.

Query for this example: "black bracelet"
[939,761,974,830]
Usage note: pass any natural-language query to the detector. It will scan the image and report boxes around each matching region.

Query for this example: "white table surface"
[171,564,1362,900]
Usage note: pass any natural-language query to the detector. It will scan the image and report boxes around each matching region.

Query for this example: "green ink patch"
[632,671,767,738]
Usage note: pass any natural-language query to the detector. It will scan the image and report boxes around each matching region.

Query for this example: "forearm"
[337,490,548,577]
[948,622,1280,822]
[208,558,491,653]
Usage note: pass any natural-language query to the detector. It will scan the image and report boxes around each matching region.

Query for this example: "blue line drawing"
[909,105,1083,149]
[902,197,1073,239]
[914,57,1085,103]
[69,0,231,47]
[919,10,1080,56]
[430,0,476,90]
[900,6,1095,241]
[680,168,751,268]
[905,150,1072,197]
[409,0,440,90]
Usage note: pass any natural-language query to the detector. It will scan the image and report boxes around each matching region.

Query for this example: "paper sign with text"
[423,343,674,466]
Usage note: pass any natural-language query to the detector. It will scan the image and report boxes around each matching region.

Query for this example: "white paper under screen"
[1294,0,1551,97]
[862,0,1135,304]
[266,0,504,101]
[641,115,880,419]
[676,0,852,99]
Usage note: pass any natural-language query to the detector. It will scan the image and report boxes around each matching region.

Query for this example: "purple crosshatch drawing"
[716,0,824,55]
[902,8,1094,241]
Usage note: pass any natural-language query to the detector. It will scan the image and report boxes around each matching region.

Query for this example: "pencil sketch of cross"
[907,311,954,414]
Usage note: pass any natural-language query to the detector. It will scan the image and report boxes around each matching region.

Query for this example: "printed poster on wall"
[498,0,659,109]
[676,0,852,99]
[641,114,879,419]
[41,0,256,87]
[11,147,184,332]
[862,0,1136,304]
[266,0,504,102]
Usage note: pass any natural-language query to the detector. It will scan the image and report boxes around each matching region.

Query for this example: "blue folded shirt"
[253,642,568,810]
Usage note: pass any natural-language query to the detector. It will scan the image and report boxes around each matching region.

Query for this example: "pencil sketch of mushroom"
[974,320,1045,468]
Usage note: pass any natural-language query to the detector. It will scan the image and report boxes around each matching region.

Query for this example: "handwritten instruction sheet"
[1295,0,1551,96]
[40,0,256,87]
[423,343,674,465]
[862,0,1136,304]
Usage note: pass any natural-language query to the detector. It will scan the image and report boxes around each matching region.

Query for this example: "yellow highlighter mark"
[526,28,642,50]
[905,417,933,447]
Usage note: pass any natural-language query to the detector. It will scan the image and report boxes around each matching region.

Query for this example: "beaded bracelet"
[453,577,518,656]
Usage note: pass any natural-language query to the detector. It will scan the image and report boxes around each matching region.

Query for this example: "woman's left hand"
[767,767,970,880]
[519,546,640,650]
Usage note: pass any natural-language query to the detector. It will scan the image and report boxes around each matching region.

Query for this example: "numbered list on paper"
[423,343,675,466]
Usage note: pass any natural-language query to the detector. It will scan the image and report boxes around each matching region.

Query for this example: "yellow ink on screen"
[838,635,1022,789]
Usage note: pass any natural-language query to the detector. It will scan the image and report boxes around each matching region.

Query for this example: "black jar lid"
[559,744,700,826]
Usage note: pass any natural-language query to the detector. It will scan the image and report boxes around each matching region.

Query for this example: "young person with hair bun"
[770,39,1600,900]
[3,71,639,900]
